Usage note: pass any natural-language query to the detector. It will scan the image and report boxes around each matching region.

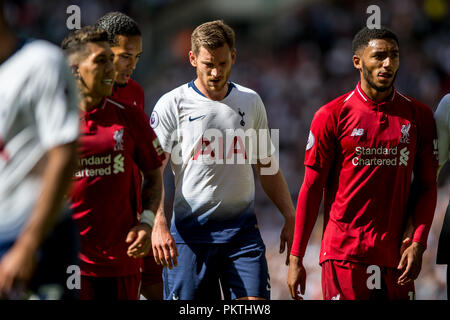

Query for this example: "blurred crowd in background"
[5,0,449,299]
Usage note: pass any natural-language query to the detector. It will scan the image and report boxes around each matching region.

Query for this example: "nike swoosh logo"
[189,115,205,122]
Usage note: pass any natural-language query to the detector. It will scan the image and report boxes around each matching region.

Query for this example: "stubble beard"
[362,61,397,93]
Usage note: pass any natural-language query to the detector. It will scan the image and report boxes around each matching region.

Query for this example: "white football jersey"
[0,40,79,244]
[435,94,450,166]
[151,81,274,243]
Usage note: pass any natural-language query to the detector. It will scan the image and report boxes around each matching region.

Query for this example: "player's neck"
[194,78,228,101]
[80,95,103,112]
[360,80,393,103]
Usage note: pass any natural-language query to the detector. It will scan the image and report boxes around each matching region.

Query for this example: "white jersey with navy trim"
[435,94,450,166]
[151,81,273,243]
[0,40,79,244]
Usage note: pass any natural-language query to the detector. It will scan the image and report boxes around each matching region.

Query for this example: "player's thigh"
[163,243,222,300]
[321,260,375,300]
[220,239,270,300]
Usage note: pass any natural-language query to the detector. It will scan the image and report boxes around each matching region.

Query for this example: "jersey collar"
[355,81,396,107]
[188,80,235,99]
[80,98,107,119]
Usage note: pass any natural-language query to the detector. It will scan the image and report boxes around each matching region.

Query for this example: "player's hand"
[0,241,38,299]
[151,218,178,270]
[280,214,295,265]
[287,255,306,300]
[397,241,425,285]
[400,215,414,256]
[126,223,152,259]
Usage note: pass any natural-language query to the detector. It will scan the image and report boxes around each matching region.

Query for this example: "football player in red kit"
[95,12,164,300]
[287,27,438,300]
[61,26,164,300]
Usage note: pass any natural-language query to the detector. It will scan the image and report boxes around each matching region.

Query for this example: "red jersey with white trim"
[294,82,438,268]
[111,79,145,111]
[69,98,163,277]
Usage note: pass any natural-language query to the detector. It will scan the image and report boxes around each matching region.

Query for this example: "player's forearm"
[153,153,170,226]
[142,169,163,214]
[291,166,325,258]
[14,142,78,252]
[256,159,295,218]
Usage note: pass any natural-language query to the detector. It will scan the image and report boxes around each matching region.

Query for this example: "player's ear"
[189,51,197,67]
[231,48,236,65]
[352,54,361,70]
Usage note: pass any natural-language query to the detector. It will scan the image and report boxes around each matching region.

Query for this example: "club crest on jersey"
[114,128,124,151]
[306,131,315,151]
[400,123,411,144]
[238,108,245,126]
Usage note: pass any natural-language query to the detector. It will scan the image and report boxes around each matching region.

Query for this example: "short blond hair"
[191,20,235,55]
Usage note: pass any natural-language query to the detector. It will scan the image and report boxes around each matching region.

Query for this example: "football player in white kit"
[0,0,79,299]
[434,93,450,298]
[150,20,296,300]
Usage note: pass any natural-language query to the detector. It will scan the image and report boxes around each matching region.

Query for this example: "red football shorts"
[321,259,415,300]
[79,273,141,300]
[141,255,163,287]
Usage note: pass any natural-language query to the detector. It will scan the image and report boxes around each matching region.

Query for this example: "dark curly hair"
[352,26,399,55]
[95,11,141,46]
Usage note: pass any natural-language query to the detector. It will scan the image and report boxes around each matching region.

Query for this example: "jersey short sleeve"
[150,92,178,154]
[252,93,275,161]
[33,45,79,150]
[434,94,450,166]
[304,106,337,169]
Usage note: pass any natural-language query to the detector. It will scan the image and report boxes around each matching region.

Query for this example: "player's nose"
[106,59,115,75]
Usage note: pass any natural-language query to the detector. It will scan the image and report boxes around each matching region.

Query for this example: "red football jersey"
[69,98,163,277]
[111,79,145,111]
[110,79,146,215]
[292,82,438,268]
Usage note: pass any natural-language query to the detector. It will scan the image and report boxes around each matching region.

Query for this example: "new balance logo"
[113,154,125,173]
[351,128,364,137]
[399,147,409,166]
